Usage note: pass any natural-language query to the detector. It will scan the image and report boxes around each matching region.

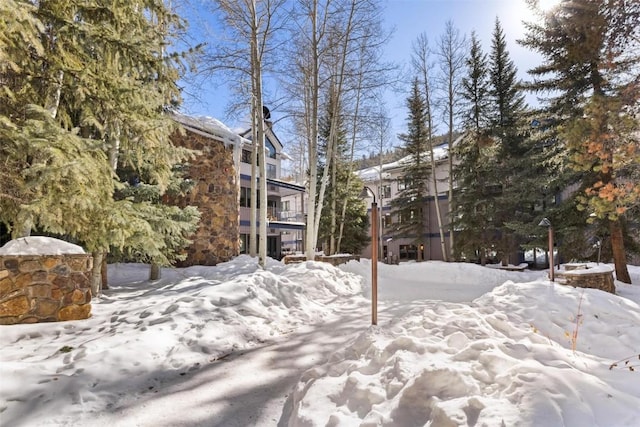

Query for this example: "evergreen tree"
[452,32,496,263]
[487,19,532,265]
[390,78,431,256]
[521,0,640,283]
[0,0,199,291]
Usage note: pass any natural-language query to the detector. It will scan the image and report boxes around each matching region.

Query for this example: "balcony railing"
[267,208,305,223]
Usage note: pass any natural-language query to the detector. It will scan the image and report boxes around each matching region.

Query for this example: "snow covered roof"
[170,112,249,147]
[356,134,465,182]
[357,143,450,182]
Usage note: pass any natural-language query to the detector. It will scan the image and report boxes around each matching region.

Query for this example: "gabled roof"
[239,124,284,152]
[356,133,465,182]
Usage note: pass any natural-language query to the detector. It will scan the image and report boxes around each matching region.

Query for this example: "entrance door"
[267,236,280,259]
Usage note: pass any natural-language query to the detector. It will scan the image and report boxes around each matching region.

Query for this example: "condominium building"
[357,141,455,262]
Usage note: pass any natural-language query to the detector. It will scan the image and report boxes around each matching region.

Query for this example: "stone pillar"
[0,254,93,324]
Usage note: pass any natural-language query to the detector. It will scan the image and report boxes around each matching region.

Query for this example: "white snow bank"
[288,277,640,426]
[1,257,639,427]
[0,257,364,426]
[0,236,85,255]
[341,259,543,302]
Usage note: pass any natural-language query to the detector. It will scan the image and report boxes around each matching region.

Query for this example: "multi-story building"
[170,112,305,265]
[357,141,454,263]
[237,124,306,259]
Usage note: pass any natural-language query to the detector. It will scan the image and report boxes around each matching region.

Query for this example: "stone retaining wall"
[0,254,93,325]
[557,265,616,294]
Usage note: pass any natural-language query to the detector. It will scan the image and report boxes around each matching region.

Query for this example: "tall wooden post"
[371,201,378,325]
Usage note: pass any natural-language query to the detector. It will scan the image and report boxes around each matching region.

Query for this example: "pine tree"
[487,19,531,265]
[0,0,200,291]
[389,78,431,256]
[521,0,640,283]
[453,32,496,264]
[0,0,116,241]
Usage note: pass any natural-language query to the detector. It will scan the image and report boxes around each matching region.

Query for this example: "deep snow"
[1,240,639,426]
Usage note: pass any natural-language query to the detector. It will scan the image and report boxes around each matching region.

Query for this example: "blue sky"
[179,0,543,144]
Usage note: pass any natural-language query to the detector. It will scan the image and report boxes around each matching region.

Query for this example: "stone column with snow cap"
[0,236,93,324]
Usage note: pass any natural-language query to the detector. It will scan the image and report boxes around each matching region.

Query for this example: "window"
[398,208,418,224]
[399,244,418,260]
[241,188,260,207]
[266,138,277,159]
[282,200,290,211]
[240,187,250,207]
[383,213,392,228]
[267,163,277,179]
[240,234,248,253]
[381,185,391,199]
[241,149,252,164]
[398,177,413,191]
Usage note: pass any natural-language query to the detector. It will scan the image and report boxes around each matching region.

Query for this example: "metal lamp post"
[539,217,554,282]
[360,186,378,325]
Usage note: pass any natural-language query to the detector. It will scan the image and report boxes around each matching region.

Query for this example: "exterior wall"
[361,158,452,262]
[237,130,306,259]
[238,175,279,258]
[170,131,240,266]
[0,254,92,324]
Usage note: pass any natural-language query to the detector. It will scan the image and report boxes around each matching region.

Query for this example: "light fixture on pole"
[588,213,602,265]
[593,238,602,265]
[360,186,378,325]
[538,217,554,282]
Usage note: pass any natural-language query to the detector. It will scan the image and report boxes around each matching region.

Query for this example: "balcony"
[267,208,305,223]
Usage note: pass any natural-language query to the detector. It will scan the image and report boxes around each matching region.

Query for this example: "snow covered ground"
[1,252,639,426]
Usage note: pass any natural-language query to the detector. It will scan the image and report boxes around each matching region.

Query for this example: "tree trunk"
[415,33,447,262]
[101,254,109,289]
[305,0,320,261]
[329,148,337,255]
[149,263,161,280]
[90,251,104,297]
[249,99,258,257]
[610,219,631,284]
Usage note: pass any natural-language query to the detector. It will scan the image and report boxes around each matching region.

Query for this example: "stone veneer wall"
[0,254,93,325]
[557,264,616,294]
[170,130,240,266]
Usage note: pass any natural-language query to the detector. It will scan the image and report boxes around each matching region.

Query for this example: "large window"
[266,138,277,159]
[241,187,261,207]
[242,140,276,163]
[399,244,418,260]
